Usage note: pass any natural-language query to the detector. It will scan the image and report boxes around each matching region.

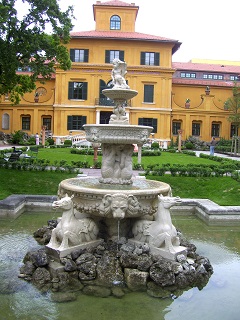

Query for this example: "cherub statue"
[111,58,130,89]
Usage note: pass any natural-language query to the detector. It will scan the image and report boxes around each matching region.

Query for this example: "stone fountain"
[19,59,213,298]
[48,58,186,259]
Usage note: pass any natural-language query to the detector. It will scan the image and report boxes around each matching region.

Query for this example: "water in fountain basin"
[1,212,240,320]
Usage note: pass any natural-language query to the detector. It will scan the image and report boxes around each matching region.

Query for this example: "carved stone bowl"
[58,177,171,219]
[83,124,153,145]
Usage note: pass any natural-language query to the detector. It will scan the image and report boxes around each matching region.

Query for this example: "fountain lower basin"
[58,177,171,219]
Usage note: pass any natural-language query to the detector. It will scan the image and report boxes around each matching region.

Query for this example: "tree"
[224,82,240,135]
[0,0,74,104]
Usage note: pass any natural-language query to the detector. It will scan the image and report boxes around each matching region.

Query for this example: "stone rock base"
[128,239,187,261]
[46,239,104,259]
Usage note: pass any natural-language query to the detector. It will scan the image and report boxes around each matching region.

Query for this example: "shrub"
[10,130,27,144]
[47,138,55,146]
[64,139,72,146]
[151,142,159,149]
[185,142,194,149]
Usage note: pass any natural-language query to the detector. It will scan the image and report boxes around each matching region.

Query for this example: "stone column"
[177,130,183,152]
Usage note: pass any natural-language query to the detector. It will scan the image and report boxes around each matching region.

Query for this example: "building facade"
[0,0,239,144]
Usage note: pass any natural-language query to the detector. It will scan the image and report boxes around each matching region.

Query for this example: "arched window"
[2,113,10,130]
[110,15,121,30]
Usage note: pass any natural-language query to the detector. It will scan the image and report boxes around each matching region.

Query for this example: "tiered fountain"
[47,58,186,259]
[20,60,212,298]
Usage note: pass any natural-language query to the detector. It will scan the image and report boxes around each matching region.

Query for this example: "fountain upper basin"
[102,88,138,101]
[83,124,153,145]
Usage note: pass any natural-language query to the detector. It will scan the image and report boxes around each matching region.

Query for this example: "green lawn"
[0,149,239,206]
[36,147,217,167]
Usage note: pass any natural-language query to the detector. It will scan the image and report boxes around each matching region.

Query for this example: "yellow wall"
[93,4,138,32]
[0,2,238,143]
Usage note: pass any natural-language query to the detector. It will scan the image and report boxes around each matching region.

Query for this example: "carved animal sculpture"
[99,193,140,219]
[132,195,182,252]
[48,194,99,250]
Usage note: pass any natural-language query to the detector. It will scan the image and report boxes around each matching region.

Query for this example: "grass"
[149,176,240,206]
[0,148,239,205]
[0,169,76,200]
[36,148,217,167]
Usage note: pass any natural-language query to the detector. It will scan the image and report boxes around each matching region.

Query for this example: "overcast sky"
[59,0,239,63]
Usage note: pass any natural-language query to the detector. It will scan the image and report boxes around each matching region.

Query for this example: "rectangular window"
[180,72,196,78]
[172,121,181,135]
[22,116,30,130]
[70,49,89,63]
[42,118,51,130]
[105,50,124,63]
[68,82,88,100]
[230,75,239,81]
[211,123,220,137]
[192,122,201,136]
[140,52,159,66]
[144,85,154,103]
[203,74,223,80]
[67,116,87,130]
[138,118,158,133]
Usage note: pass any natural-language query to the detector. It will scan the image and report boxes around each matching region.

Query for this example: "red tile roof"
[70,30,181,53]
[94,0,138,7]
[172,78,234,87]
[172,62,240,74]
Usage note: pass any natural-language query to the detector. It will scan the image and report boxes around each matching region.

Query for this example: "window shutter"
[70,49,75,62]
[82,83,88,100]
[119,51,124,61]
[84,49,89,63]
[105,50,110,63]
[67,116,73,130]
[144,85,154,103]
[81,116,87,129]
[140,52,145,65]
[152,118,157,133]
[99,80,107,98]
[68,82,74,99]
[154,53,160,66]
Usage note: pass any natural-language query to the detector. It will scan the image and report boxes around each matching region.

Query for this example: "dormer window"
[110,15,121,30]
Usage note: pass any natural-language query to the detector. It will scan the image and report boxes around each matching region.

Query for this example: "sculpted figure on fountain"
[111,58,130,89]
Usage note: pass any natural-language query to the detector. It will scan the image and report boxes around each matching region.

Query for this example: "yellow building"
[0,0,239,144]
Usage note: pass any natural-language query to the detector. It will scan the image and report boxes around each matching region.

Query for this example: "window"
[2,113,10,130]
[230,75,239,81]
[42,117,51,130]
[67,116,87,130]
[68,82,88,100]
[100,111,112,124]
[180,72,196,78]
[70,49,89,63]
[105,50,124,63]
[140,52,159,66]
[138,118,158,133]
[22,116,30,130]
[172,121,181,135]
[144,85,154,103]
[192,122,201,136]
[110,15,121,30]
[203,74,223,80]
[230,124,238,137]
[211,123,220,137]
